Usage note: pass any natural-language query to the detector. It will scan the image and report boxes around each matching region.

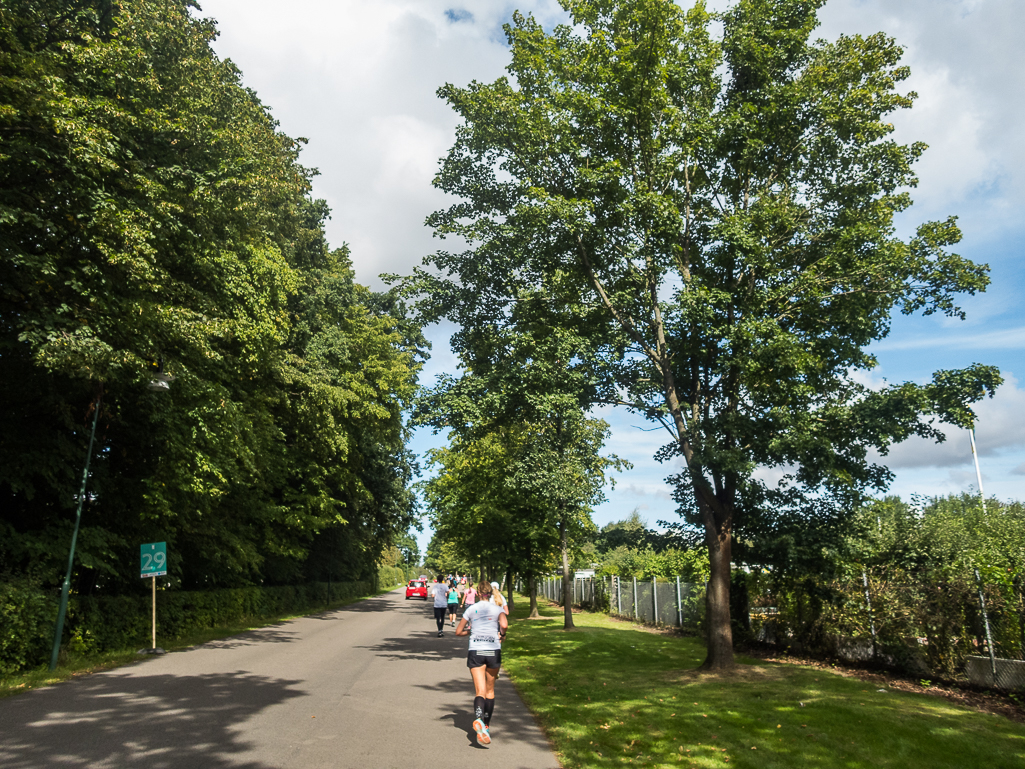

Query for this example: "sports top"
[431,582,449,608]
[463,600,504,651]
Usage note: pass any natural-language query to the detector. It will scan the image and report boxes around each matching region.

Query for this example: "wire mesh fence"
[528,566,1024,691]
[531,574,704,633]
[749,566,1025,691]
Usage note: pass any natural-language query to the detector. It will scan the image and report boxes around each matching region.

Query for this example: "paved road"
[0,589,560,769]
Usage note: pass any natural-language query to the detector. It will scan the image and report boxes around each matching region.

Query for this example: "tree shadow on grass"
[0,670,305,768]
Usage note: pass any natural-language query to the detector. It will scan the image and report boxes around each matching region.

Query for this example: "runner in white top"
[455,580,508,746]
[430,575,450,636]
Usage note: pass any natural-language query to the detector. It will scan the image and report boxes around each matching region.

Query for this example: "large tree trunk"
[560,518,575,629]
[505,565,514,611]
[702,514,734,669]
[528,573,540,618]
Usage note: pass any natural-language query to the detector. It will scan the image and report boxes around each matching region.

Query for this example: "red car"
[405,579,428,600]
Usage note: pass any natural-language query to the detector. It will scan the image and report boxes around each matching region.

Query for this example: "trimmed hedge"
[378,564,419,590]
[0,579,375,674]
[1,579,58,675]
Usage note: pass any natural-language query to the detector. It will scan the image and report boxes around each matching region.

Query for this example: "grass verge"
[0,583,400,700]
[502,597,1025,769]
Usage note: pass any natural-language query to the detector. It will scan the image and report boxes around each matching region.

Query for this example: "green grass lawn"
[502,597,1025,769]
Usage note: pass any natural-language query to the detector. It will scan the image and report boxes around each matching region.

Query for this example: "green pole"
[49,393,102,671]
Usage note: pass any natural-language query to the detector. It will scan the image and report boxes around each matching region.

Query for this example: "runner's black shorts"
[447,602,459,612]
[467,649,502,669]
[434,607,447,621]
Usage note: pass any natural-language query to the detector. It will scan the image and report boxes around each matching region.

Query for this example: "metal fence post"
[862,569,877,659]
[653,578,658,624]
[975,567,999,683]
[676,576,683,627]
[632,576,638,620]
[617,575,622,615]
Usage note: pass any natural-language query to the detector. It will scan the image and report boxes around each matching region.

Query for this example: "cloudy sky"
[196,0,1024,551]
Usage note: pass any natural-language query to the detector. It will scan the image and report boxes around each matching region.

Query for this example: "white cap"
[490,582,500,590]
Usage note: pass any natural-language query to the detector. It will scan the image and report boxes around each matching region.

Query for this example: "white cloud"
[873,326,1025,352]
[849,367,887,390]
[1012,463,1025,477]
[191,1,1025,519]
[817,0,1025,230]
[618,483,673,502]
[193,0,1025,287]
[872,373,1025,469]
[196,0,570,287]
[752,465,792,487]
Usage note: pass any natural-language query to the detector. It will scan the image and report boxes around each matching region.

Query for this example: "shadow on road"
[356,624,466,662]
[197,625,300,649]
[429,675,552,754]
[359,630,554,756]
[0,670,305,768]
[305,589,428,618]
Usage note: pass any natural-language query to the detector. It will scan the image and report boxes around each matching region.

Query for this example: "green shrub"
[378,564,416,589]
[0,579,56,675]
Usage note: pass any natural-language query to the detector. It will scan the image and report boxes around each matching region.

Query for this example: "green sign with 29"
[140,542,167,578]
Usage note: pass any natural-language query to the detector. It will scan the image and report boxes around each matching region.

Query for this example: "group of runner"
[426,574,510,746]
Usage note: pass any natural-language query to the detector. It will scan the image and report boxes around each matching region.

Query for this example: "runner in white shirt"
[455,581,508,746]
[430,575,450,636]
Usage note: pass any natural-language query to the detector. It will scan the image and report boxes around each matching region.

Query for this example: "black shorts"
[434,607,447,620]
[467,649,502,669]
[448,603,459,612]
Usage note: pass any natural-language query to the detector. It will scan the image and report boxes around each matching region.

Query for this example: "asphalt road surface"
[0,588,560,769]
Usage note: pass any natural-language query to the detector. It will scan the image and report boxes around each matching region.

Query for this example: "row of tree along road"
[0,1,422,672]
[410,0,1006,673]
[0,0,1012,676]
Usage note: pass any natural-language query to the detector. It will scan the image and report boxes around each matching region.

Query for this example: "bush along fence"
[0,579,375,675]
[530,574,705,635]
[747,565,1025,691]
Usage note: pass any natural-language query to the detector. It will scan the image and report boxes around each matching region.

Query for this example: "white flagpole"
[969,427,987,516]
[969,425,997,680]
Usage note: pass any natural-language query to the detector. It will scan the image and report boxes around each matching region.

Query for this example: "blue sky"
[196,1,1024,554]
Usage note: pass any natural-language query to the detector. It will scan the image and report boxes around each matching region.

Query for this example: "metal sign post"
[140,542,167,651]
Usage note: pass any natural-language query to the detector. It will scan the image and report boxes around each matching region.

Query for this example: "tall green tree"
[0,0,421,592]
[405,0,1000,667]
[422,412,614,625]
[416,305,624,627]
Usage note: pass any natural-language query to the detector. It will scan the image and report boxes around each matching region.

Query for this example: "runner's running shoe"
[473,718,491,745]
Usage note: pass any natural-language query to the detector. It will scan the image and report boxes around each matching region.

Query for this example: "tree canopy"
[0,0,422,593]
[404,0,1000,668]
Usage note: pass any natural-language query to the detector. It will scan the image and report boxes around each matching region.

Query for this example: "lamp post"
[49,391,103,671]
[49,365,171,671]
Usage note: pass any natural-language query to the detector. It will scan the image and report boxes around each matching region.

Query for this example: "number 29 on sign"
[140,542,167,651]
